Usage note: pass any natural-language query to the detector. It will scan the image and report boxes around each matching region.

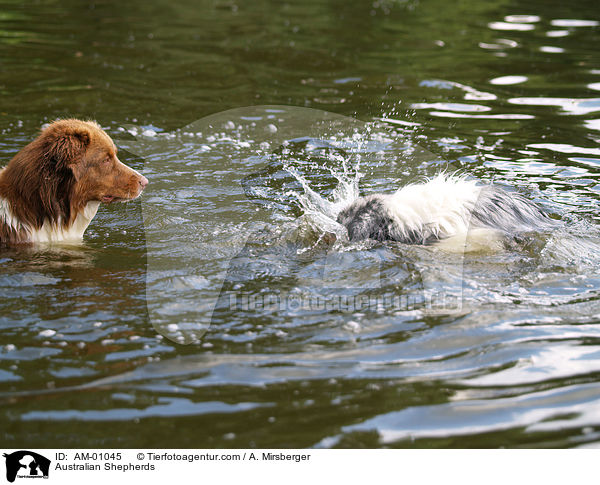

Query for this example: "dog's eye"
[103,157,111,165]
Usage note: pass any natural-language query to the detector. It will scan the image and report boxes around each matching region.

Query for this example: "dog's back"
[337,174,555,245]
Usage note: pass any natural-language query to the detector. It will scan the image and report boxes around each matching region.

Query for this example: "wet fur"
[337,174,554,245]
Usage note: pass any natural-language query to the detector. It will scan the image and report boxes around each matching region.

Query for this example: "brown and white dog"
[0,119,148,244]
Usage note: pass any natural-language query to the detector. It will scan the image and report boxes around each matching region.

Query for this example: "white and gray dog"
[336,174,554,247]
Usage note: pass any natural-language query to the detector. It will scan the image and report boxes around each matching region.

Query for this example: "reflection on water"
[1,0,600,448]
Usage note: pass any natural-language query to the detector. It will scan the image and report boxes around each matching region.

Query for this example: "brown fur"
[0,119,148,244]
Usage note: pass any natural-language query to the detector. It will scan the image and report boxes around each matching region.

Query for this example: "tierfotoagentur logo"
[3,451,50,482]
[120,106,466,345]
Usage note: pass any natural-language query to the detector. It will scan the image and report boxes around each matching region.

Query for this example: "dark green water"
[2,0,600,448]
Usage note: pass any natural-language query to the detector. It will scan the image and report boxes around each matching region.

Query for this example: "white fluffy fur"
[337,173,553,250]
[385,174,483,241]
[0,197,100,243]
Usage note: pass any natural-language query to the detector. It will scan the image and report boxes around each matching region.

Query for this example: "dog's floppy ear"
[45,123,91,170]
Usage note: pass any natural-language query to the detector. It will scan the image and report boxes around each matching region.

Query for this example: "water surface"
[1,0,600,448]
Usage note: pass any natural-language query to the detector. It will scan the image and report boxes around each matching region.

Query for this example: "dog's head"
[337,195,396,242]
[40,119,148,205]
[0,119,148,229]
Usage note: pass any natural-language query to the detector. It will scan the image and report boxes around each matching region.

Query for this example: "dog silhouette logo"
[3,451,50,482]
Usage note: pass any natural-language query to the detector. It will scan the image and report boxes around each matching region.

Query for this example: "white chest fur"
[0,198,100,243]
